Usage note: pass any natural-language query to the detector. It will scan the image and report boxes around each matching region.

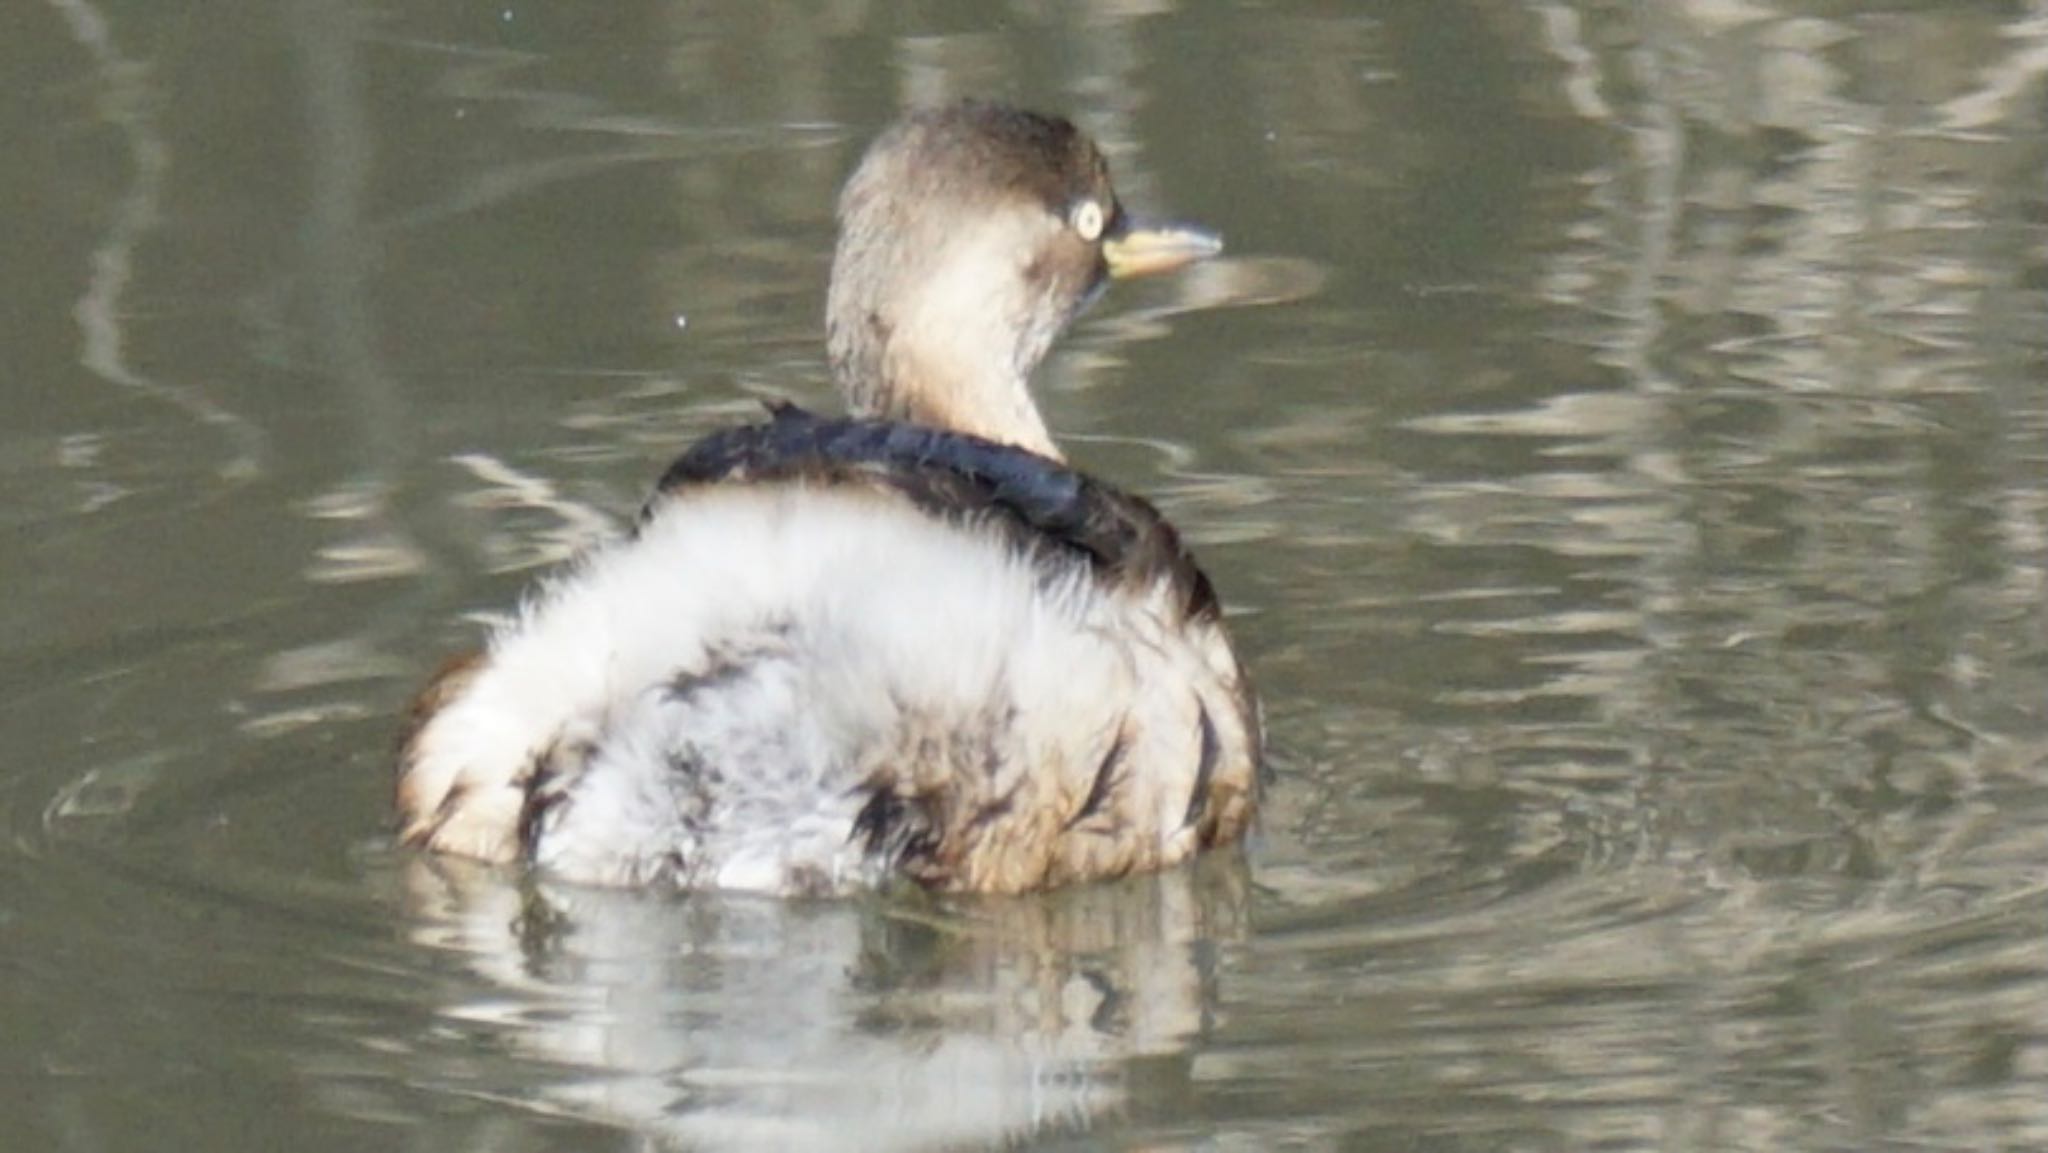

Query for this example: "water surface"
[4,2,2046,1149]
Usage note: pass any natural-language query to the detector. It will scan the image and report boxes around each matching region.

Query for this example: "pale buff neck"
[827,209,1072,462]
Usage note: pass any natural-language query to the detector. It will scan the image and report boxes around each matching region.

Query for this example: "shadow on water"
[3,0,2046,1150]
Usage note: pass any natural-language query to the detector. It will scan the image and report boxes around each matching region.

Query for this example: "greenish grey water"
[4,2,2046,1150]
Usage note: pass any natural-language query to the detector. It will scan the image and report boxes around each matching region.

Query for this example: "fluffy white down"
[400,483,1168,892]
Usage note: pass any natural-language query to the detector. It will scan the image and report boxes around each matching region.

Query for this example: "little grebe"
[396,102,1260,894]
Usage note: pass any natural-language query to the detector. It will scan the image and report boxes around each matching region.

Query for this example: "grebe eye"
[1069,198,1105,242]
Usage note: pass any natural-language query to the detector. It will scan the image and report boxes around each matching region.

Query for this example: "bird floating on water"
[396,101,1261,895]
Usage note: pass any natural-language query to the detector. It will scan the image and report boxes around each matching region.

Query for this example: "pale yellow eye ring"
[1069,199,1106,242]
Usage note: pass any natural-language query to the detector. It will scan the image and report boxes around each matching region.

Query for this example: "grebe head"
[826,102,1222,460]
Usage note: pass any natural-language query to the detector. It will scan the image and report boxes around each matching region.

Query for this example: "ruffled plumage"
[395,103,1261,894]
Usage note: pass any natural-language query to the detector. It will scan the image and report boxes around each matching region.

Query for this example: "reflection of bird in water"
[396,102,1261,895]
[390,855,1250,1151]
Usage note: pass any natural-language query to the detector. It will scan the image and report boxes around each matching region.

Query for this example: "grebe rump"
[396,102,1261,895]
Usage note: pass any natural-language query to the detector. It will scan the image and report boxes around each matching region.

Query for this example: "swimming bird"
[395,101,1260,895]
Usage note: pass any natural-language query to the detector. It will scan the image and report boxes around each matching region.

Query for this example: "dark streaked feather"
[1185,702,1219,832]
[849,787,946,882]
[646,404,1221,625]
[515,754,566,866]
[1064,722,1130,832]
